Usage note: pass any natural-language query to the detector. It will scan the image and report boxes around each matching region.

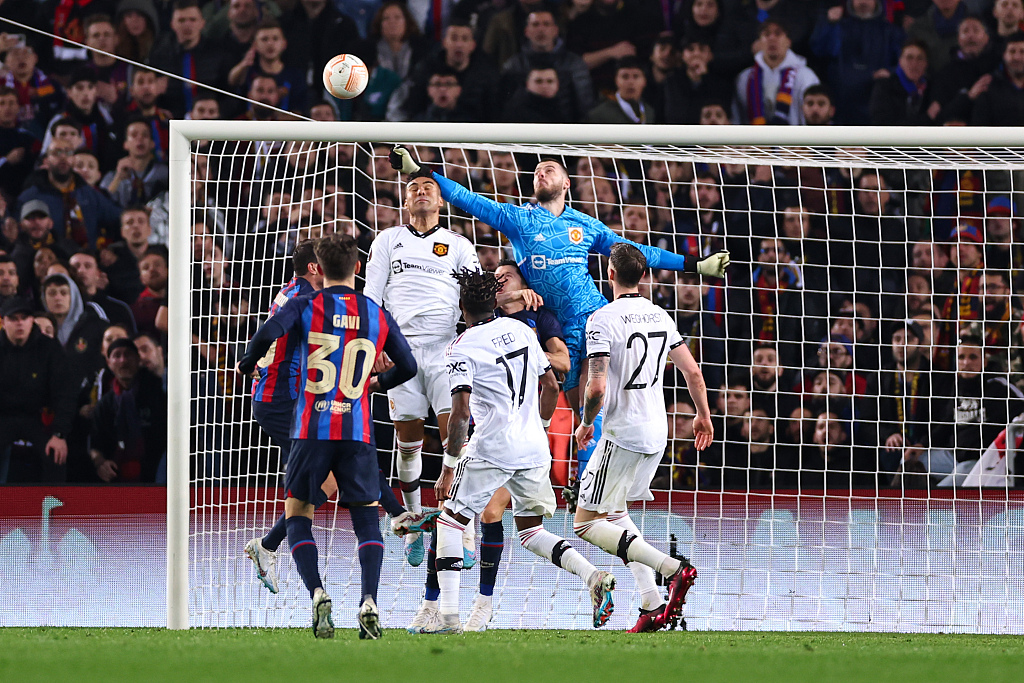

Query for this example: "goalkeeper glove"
[389,146,421,175]
[696,250,730,278]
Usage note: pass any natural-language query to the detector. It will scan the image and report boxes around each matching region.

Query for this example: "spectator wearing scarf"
[733,20,820,125]
[869,39,934,125]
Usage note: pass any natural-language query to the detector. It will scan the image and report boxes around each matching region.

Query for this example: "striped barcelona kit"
[270,285,399,443]
[251,276,314,403]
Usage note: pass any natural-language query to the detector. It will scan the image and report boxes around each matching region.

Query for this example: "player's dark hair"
[292,238,319,276]
[537,156,568,175]
[453,267,503,317]
[609,243,646,287]
[314,233,360,280]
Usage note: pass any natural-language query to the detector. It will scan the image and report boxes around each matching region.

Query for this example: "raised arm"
[668,343,713,451]
[389,146,521,238]
[591,222,730,278]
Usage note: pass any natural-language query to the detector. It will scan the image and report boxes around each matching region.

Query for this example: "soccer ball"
[323,54,369,100]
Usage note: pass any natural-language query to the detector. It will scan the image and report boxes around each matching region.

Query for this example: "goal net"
[168,122,1024,633]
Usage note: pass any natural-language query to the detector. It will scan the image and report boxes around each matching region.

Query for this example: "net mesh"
[184,136,1024,632]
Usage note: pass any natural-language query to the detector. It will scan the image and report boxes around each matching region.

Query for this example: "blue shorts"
[253,399,294,456]
[562,311,598,391]
[286,439,380,506]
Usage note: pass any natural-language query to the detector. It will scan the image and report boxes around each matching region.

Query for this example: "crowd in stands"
[2,0,1024,489]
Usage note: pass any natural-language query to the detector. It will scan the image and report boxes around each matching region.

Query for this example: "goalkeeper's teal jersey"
[434,173,690,325]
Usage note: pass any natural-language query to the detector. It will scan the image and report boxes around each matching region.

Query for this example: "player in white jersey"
[401,269,616,633]
[573,244,715,633]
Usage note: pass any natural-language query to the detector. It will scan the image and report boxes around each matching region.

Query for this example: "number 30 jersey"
[271,284,413,443]
[586,294,685,454]
[446,316,552,470]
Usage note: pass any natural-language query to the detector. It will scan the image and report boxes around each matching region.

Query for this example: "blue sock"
[263,513,287,552]
[576,409,604,474]
[424,531,440,601]
[479,521,504,597]
[377,469,405,517]
[350,505,384,603]
[285,516,322,598]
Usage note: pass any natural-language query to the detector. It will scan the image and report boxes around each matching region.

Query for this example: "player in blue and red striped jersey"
[243,240,421,596]
[237,233,418,640]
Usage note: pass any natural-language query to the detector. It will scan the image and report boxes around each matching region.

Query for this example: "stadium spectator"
[206,0,269,64]
[149,0,230,119]
[800,410,865,489]
[9,200,78,293]
[119,67,173,160]
[101,119,169,207]
[699,101,731,124]
[928,16,999,124]
[228,18,308,114]
[869,40,933,125]
[674,272,725,401]
[114,0,160,63]
[992,0,1024,51]
[878,320,937,477]
[237,74,291,121]
[907,0,967,73]
[923,328,1024,485]
[715,0,814,78]
[971,32,1024,126]
[281,0,361,84]
[83,14,130,108]
[42,69,119,170]
[483,0,549,68]
[0,85,39,200]
[800,85,836,125]
[505,66,569,123]
[34,312,57,338]
[643,33,679,119]
[566,0,663,96]
[978,270,1020,374]
[651,399,699,491]
[662,38,731,124]
[89,337,167,482]
[390,21,498,122]
[906,270,935,318]
[983,196,1023,275]
[133,330,166,384]
[733,21,821,125]
[69,250,137,333]
[41,273,109,392]
[809,0,904,125]
[412,67,475,121]
[499,9,595,123]
[678,0,722,48]
[132,247,167,336]
[19,140,123,250]
[3,42,64,138]
[0,296,75,483]
[585,58,656,124]
[750,341,798,419]
[936,223,985,364]
[0,254,22,307]
[362,1,433,84]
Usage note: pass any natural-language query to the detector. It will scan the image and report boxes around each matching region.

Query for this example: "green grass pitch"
[2,628,1022,683]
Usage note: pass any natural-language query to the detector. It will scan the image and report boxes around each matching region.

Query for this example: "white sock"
[462,514,476,552]
[518,525,597,586]
[396,440,423,513]
[436,511,465,617]
[608,511,664,610]
[575,518,680,578]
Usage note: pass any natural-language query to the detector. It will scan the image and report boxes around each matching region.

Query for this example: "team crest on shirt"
[75,337,88,353]
[567,226,584,244]
[432,242,449,257]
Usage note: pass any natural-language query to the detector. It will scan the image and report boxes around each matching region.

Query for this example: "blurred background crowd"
[1,0,1024,491]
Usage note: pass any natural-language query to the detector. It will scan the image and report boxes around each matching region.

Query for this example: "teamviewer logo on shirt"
[531,255,547,270]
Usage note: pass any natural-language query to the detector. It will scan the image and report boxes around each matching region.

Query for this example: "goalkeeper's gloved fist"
[389,146,421,175]
[696,250,730,278]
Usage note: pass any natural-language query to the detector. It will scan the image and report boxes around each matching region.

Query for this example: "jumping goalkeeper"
[389,148,730,484]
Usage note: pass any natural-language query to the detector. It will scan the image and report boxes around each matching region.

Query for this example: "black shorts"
[252,399,294,456]
[285,439,380,506]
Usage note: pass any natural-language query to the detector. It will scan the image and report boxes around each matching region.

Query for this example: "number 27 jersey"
[272,284,409,443]
[586,294,685,453]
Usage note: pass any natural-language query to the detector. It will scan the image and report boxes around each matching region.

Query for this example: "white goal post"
[168,121,1024,632]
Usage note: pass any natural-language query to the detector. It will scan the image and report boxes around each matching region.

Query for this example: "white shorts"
[578,438,664,514]
[387,340,452,422]
[445,457,557,519]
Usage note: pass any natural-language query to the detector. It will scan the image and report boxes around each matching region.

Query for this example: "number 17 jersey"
[585,294,685,454]
[271,284,409,443]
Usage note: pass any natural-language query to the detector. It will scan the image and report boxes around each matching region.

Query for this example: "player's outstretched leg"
[464,519,503,632]
[574,515,696,628]
[518,522,615,628]
[428,511,465,634]
[407,531,442,634]
[350,504,385,639]
[285,513,332,638]
[378,468,406,517]
[607,511,668,632]
[395,436,425,564]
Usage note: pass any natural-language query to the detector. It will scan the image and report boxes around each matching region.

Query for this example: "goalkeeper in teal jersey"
[390,148,729,474]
